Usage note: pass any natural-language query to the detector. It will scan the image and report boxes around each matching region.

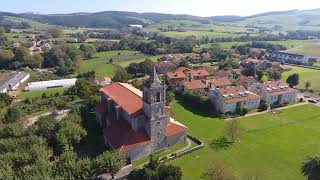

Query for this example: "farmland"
[79,50,140,77]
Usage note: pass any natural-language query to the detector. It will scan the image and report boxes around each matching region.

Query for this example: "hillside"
[0,11,210,28]
[1,9,320,30]
[222,9,320,31]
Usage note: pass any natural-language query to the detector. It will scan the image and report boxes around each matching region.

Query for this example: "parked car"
[308,99,317,103]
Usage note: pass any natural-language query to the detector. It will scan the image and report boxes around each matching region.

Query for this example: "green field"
[79,50,139,77]
[282,66,320,91]
[285,40,320,59]
[17,88,66,99]
[169,101,320,179]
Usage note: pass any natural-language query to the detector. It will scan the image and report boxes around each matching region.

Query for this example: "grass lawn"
[17,88,66,99]
[169,100,320,179]
[285,40,320,59]
[79,50,139,77]
[282,66,320,91]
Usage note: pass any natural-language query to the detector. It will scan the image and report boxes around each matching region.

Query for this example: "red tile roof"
[183,80,207,90]
[100,83,143,117]
[261,81,299,96]
[209,77,232,87]
[104,114,150,153]
[244,58,264,65]
[166,122,188,137]
[166,70,186,80]
[191,69,209,77]
[238,75,255,84]
[217,86,261,103]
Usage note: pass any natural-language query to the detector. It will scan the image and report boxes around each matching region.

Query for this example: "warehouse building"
[0,72,30,93]
[26,78,77,91]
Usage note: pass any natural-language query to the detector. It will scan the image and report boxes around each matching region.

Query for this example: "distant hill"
[1,9,320,30]
[0,11,211,28]
[221,9,320,31]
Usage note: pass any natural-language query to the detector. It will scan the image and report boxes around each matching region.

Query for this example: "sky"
[2,0,320,17]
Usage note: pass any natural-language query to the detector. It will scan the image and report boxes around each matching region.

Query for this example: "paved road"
[298,93,320,106]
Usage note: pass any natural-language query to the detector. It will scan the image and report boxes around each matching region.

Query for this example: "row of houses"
[164,61,298,114]
[159,52,211,64]
[271,51,317,66]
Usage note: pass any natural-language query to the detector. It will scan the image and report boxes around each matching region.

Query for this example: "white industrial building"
[27,78,77,91]
[0,72,30,93]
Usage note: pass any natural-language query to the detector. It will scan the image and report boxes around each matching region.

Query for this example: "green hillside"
[227,9,320,31]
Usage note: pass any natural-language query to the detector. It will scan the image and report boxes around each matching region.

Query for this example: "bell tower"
[142,67,168,152]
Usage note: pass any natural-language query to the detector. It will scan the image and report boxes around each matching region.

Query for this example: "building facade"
[0,72,30,93]
[271,51,317,65]
[249,81,298,107]
[96,69,188,161]
[209,86,261,114]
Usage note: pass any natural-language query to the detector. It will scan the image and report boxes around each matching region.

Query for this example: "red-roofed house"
[249,81,298,107]
[209,86,261,113]
[96,76,112,86]
[207,77,232,89]
[182,80,207,96]
[165,67,209,85]
[96,69,188,161]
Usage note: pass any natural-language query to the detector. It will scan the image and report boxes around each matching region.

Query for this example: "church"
[95,68,188,161]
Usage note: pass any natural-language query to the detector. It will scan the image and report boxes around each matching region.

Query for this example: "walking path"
[24,102,84,127]
[225,102,308,121]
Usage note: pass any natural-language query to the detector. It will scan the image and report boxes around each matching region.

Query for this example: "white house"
[0,72,30,93]
[249,81,298,107]
[209,86,261,114]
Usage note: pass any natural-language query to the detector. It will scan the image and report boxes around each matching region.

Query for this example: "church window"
[156,92,161,102]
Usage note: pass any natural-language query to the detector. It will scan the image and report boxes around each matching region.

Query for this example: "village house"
[237,75,257,89]
[206,77,232,89]
[96,76,112,86]
[182,80,207,96]
[165,67,209,85]
[214,69,238,80]
[95,69,188,161]
[249,81,298,107]
[201,52,211,61]
[241,58,270,70]
[191,53,201,63]
[271,51,317,65]
[155,61,178,74]
[209,86,261,114]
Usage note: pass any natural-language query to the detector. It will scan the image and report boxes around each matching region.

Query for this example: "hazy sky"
[2,0,320,16]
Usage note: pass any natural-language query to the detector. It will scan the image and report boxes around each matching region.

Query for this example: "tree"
[157,164,182,180]
[236,106,248,116]
[256,70,264,81]
[35,116,57,144]
[79,44,96,59]
[166,89,175,105]
[259,101,269,111]
[55,121,87,153]
[113,68,131,82]
[47,28,63,38]
[266,67,282,81]
[305,81,311,90]
[131,79,143,89]
[226,120,240,143]
[301,155,320,180]
[4,107,21,123]
[202,159,235,180]
[95,151,125,178]
[0,50,14,67]
[286,73,299,88]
